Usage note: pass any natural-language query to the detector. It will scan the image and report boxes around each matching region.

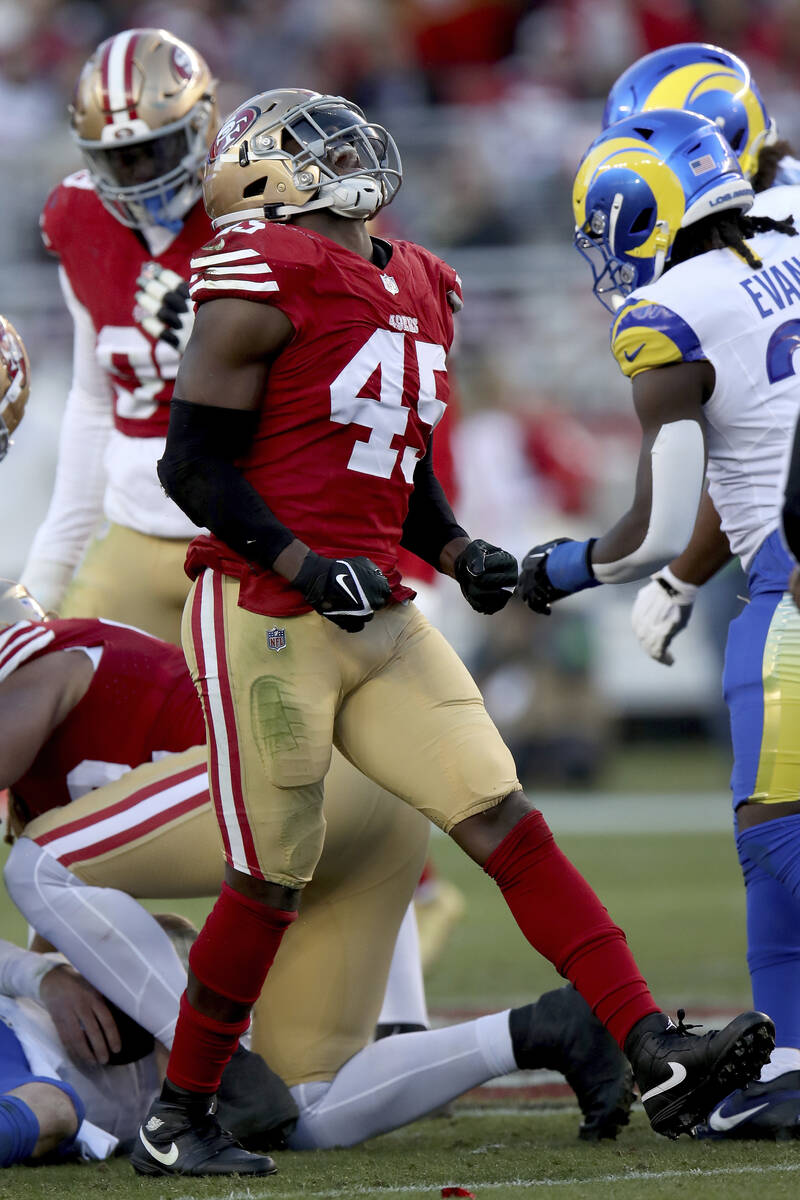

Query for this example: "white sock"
[759,1045,800,1082]
[289,1009,515,1148]
[4,838,185,1045]
[377,903,429,1028]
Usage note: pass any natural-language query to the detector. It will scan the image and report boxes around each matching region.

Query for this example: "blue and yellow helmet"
[573,108,753,310]
[603,43,776,181]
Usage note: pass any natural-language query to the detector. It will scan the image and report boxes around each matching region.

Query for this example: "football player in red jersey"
[20,29,217,644]
[136,88,774,1174]
[0,585,635,1162]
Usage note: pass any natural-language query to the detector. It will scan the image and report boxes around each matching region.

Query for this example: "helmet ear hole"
[630,206,654,234]
[243,176,269,198]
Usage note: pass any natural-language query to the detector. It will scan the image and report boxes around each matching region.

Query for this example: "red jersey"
[40,171,214,438]
[0,618,202,820]
[186,220,462,616]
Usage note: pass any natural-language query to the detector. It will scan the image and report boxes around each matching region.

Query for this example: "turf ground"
[5,743,798,1199]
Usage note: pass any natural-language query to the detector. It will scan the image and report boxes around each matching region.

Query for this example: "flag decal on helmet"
[266,627,287,652]
[690,155,716,176]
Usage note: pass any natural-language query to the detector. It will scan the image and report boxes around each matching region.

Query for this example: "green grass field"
[4,744,795,1200]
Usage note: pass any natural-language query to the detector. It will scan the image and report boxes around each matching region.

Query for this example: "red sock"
[484,810,659,1047]
[166,882,297,1091]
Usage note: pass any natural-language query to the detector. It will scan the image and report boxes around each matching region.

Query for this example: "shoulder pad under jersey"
[610,297,706,379]
[188,221,313,306]
[40,172,95,256]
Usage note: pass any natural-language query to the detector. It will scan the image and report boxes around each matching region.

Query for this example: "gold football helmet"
[203,89,402,229]
[0,317,30,462]
[71,28,217,231]
[0,580,47,626]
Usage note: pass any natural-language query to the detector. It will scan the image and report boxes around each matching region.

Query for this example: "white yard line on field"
[180,1159,800,1200]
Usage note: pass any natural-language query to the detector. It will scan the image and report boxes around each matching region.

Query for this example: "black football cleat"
[694,1070,800,1140]
[511,985,634,1140]
[130,1095,277,1177]
[625,1009,775,1139]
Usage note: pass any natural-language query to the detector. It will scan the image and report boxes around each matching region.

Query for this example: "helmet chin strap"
[273,175,385,221]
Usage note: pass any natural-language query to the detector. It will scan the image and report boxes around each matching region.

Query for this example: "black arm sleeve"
[157,399,296,569]
[400,435,468,571]
[783,416,800,562]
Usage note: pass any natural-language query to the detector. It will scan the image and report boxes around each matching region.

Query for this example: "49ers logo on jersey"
[209,106,261,161]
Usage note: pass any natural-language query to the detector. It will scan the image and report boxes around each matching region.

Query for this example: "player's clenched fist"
[454,539,518,614]
[135,262,194,353]
[292,552,392,632]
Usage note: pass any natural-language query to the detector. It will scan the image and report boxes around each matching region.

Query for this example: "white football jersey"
[611,216,800,571]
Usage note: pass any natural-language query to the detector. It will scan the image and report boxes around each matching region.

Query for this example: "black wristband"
[157,399,296,569]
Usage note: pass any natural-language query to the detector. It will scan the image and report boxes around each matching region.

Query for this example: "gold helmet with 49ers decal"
[203,88,402,228]
[0,316,30,463]
[70,28,217,231]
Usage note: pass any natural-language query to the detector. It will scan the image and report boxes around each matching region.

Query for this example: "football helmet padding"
[203,89,402,228]
[573,108,753,310]
[0,317,30,462]
[71,28,218,230]
[603,42,776,181]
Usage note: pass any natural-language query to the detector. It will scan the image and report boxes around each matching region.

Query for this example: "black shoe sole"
[132,1157,278,1178]
[646,1013,775,1140]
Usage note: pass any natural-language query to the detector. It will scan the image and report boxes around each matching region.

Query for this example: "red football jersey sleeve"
[186,221,460,616]
[41,172,214,438]
[5,618,203,819]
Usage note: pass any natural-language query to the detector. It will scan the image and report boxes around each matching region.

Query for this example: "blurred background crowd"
[4,0,792,784]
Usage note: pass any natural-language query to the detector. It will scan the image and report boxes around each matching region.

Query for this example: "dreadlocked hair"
[752,139,795,193]
[669,209,797,273]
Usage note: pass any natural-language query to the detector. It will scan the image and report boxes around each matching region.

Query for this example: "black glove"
[517,538,576,615]
[293,551,391,632]
[453,539,518,614]
[135,263,193,352]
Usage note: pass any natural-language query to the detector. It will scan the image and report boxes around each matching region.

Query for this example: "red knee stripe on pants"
[484,809,659,1047]
[188,882,297,1005]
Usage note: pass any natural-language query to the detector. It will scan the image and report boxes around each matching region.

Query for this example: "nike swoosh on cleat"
[641,1061,688,1103]
[139,1129,180,1166]
[624,343,645,362]
[335,573,359,606]
[708,1102,769,1132]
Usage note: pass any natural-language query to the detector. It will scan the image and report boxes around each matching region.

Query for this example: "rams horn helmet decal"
[603,42,776,181]
[573,108,753,310]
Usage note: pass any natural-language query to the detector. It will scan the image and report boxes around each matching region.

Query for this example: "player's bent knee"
[449,789,534,865]
[3,1082,81,1163]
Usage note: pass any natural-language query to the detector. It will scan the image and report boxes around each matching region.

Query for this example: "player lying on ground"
[0,590,634,1167]
[131,86,772,1175]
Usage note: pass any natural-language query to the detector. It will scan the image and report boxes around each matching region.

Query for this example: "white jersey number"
[96,326,180,420]
[329,329,447,481]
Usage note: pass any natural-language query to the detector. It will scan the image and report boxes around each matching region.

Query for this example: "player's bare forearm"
[439,535,471,578]
[668,488,731,586]
[0,655,92,787]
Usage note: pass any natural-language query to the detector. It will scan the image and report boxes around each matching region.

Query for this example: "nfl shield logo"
[381,273,399,294]
[266,626,286,652]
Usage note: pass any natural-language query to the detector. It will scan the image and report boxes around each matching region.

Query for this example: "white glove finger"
[136,275,170,302]
[157,267,185,290]
[135,290,163,315]
[141,314,166,339]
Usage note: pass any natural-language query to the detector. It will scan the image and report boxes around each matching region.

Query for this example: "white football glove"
[134,263,194,353]
[631,565,698,666]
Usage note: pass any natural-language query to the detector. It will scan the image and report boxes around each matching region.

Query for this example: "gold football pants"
[23,746,428,1085]
[61,522,191,646]
[182,570,521,887]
